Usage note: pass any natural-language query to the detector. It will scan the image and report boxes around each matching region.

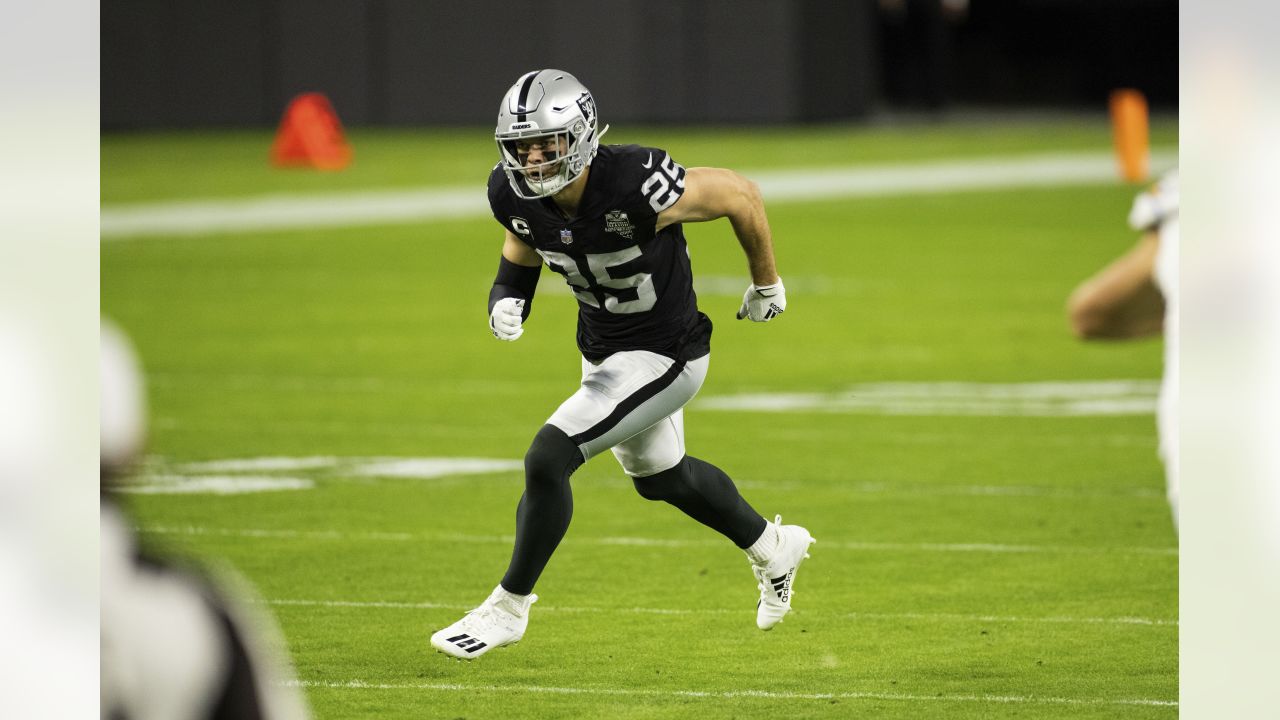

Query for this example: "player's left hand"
[490,297,525,340]
[736,279,786,322]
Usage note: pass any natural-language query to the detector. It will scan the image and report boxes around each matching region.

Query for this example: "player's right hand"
[736,279,786,322]
[489,297,525,341]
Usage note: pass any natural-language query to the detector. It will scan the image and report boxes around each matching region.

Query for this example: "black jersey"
[488,144,712,362]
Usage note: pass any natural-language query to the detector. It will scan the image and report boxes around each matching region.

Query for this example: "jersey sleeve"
[487,164,520,235]
[615,145,687,221]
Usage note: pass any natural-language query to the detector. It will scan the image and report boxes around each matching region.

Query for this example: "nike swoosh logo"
[642,152,653,169]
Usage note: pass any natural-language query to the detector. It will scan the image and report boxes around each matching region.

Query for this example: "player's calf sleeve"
[501,424,585,595]
[632,456,767,548]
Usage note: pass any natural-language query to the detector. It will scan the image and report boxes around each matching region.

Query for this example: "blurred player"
[100,320,310,719]
[1067,171,1179,528]
[430,70,815,659]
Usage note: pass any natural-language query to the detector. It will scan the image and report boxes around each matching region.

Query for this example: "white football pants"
[546,351,710,477]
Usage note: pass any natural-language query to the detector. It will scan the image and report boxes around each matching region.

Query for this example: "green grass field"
[102,117,1178,718]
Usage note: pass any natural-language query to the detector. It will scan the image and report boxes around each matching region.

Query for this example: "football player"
[1067,170,1179,529]
[430,70,815,659]
[100,320,310,719]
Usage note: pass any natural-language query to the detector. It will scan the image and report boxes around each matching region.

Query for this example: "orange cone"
[1109,89,1149,183]
[270,93,353,171]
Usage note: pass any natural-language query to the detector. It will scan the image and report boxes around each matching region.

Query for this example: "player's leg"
[501,424,583,595]
[1157,373,1178,531]
[619,411,767,547]
[432,351,699,658]
[430,422,583,660]
[499,351,706,593]
[611,361,815,630]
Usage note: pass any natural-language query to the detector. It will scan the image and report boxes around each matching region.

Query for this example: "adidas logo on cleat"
[430,586,537,659]
[446,634,489,654]
[771,570,794,603]
[751,516,815,630]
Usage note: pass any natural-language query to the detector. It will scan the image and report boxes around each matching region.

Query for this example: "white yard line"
[138,525,1176,556]
[696,380,1160,417]
[129,453,1164,499]
[101,150,1175,239]
[113,475,314,495]
[102,186,485,239]
[283,679,1176,708]
[142,526,418,541]
[147,374,1160,418]
[265,598,1176,627]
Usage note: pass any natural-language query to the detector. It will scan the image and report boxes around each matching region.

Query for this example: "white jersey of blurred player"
[1131,172,1179,527]
[1068,170,1179,529]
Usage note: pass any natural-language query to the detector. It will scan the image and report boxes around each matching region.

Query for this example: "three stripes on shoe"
[446,633,488,654]
[771,571,793,602]
[757,572,793,610]
[450,569,795,651]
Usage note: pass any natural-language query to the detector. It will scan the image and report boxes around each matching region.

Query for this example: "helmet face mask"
[495,70,606,199]
[498,129,575,198]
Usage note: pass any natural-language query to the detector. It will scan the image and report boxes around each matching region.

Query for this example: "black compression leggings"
[632,456,767,548]
[500,425,584,595]
[500,426,767,595]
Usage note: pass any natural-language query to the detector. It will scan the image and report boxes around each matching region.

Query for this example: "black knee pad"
[631,457,688,502]
[524,424,585,489]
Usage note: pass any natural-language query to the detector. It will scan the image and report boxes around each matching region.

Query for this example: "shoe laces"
[754,564,767,594]
[463,592,535,632]
[460,603,504,634]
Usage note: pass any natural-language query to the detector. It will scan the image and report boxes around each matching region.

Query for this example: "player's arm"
[1066,232,1165,339]
[657,167,785,321]
[488,230,542,341]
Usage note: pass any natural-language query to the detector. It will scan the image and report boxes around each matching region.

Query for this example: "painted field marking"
[171,456,524,478]
[265,598,1176,627]
[114,475,314,495]
[100,150,1176,239]
[138,525,1177,557]
[142,526,418,542]
[150,376,1160,418]
[697,380,1160,417]
[827,482,1163,499]
[148,372,1162,420]
[124,453,1165,500]
[112,456,525,495]
[283,678,1176,708]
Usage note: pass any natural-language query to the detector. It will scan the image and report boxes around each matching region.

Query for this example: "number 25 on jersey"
[641,155,685,213]
[538,247,657,314]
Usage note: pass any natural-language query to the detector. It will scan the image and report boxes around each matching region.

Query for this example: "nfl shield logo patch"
[560,229,574,245]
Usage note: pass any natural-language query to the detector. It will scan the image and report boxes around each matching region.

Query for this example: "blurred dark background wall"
[100,0,1176,130]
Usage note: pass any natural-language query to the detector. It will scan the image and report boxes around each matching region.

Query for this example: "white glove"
[1127,171,1179,231]
[489,297,525,340]
[736,279,786,322]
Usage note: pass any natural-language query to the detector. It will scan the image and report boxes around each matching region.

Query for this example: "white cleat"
[751,516,815,630]
[430,586,537,660]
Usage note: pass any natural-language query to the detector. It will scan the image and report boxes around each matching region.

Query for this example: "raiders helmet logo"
[576,93,597,128]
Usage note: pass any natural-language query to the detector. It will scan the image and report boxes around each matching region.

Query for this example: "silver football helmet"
[495,69,608,199]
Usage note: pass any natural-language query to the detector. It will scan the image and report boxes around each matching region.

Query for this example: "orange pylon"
[1109,89,1150,183]
[270,93,353,171]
